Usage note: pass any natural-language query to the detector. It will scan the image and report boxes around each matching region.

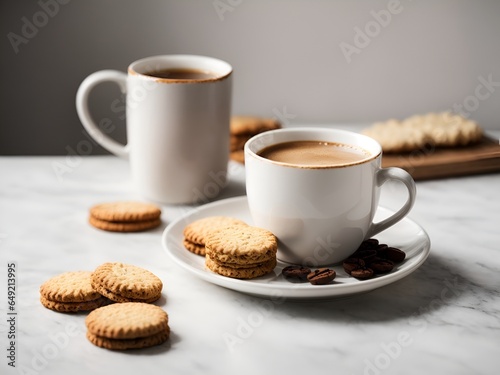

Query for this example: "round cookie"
[86,328,170,350]
[86,303,169,339]
[40,295,108,313]
[230,116,281,136]
[89,216,161,232]
[205,257,277,279]
[90,201,161,222]
[91,263,163,303]
[183,238,206,256]
[40,271,101,303]
[229,116,281,165]
[93,287,161,304]
[205,255,271,269]
[205,225,278,265]
[85,302,170,350]
[230,135,252,152]
[229,150,245,164]
[183,216,247,246]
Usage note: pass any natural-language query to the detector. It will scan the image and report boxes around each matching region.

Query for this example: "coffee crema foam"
[257,140,371,167]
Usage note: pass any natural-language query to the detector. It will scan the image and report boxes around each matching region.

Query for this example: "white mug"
[244,127,417,266]
[76,55,232,204]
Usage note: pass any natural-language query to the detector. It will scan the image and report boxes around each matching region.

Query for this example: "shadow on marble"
[119,331,180,356]
[228,251,476,324]
[153,178,246,213]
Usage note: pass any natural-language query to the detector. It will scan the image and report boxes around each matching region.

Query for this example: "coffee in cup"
[257,140,371,167]
[245,128,416,266]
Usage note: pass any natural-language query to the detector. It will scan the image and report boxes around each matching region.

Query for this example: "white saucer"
[161,196,430,300]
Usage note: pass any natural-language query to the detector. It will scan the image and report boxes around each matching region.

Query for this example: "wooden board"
[382,136,500,180]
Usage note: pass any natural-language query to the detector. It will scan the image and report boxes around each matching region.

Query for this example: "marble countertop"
[1,137,500,375]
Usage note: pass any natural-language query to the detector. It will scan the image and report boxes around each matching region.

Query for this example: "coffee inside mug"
[128,55,232,83]
[244,128,416,266]
[247,128,381,169]
[142,68,219,80]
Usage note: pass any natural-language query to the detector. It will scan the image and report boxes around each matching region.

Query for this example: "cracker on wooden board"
[362,112,483,153]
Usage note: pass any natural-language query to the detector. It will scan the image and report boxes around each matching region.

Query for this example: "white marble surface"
[1,135,500,375]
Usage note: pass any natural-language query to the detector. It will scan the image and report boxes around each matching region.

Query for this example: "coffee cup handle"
[366,167,417,238]
[76,70,129,158]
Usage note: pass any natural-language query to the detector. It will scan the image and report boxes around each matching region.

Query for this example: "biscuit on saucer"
[183,216,247,256]
[205,225,278,279]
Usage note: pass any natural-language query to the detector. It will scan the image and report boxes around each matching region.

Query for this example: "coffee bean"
[383,247,406,263]
[375,244,389,257]
[352,249,377,263]
[341,238,406,281]
[307,268,336,285]
[357,239,379,251]
[369,258,394,274]
[350,267,374,279]
[282,265,311,281]
[343,258,365,275]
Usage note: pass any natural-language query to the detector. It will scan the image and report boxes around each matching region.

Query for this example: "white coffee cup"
[76,55,232,204]
[244,127,417,266]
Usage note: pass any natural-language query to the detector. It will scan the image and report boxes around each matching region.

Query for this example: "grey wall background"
[1,0,499,155]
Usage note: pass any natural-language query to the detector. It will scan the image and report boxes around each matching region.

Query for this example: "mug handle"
[76,70,129,158]
[366,167,417,238]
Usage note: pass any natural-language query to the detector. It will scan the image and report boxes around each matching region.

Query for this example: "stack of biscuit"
[89,201,162,232]
[204,225,278,279]
[182,216,247,256]
[40,262,167,350]
[90,262,163,303]
[39,271,109,312]
[85,302,170,350]
[230,116,281,163]
[40,262,163,311]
